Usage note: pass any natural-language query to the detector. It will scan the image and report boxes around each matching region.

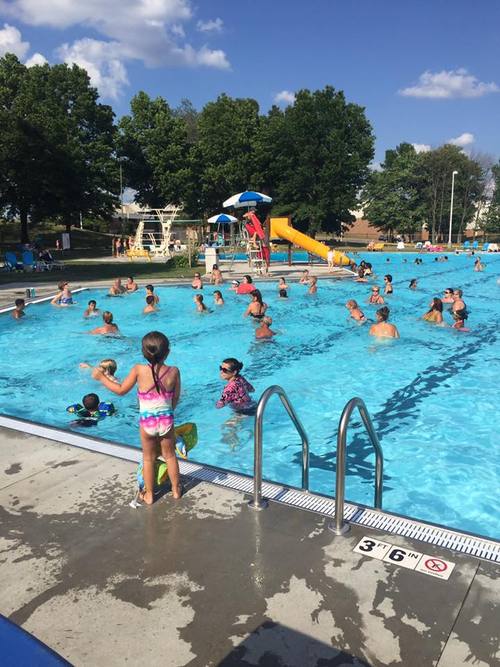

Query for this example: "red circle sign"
[425,558,447,572]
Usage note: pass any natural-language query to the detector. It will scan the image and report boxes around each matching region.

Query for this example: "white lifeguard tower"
[131,205,182,258]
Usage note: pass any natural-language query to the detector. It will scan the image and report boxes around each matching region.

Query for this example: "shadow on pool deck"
[0,426,499,667]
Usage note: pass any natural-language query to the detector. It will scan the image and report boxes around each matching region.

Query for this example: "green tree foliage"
[0,54,117,242]
[255,87,374,235]
[362,143,424,239]
[118,92,189,208]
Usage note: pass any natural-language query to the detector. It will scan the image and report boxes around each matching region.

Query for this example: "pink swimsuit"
[138,367,175,436]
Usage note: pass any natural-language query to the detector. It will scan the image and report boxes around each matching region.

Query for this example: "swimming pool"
[1,252,499,539]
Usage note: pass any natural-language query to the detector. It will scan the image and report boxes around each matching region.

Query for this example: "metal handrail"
[329,397,384,536]
[248,385,310,510]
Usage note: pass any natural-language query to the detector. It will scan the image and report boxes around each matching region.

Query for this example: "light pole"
[447,170,458,248]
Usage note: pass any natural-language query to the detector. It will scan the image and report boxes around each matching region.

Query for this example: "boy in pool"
[143,295,158,314]
[84,300,100,317]
[345,300,366,322]
[145,284,159,305]
[12,298,25,319]
[67,393,115,427]
[255,316,276,339]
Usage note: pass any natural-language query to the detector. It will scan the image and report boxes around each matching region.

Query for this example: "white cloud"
[197,18,223,33]
[412,143,431,153]
[399,68,499,99]
[25,52,47,67]
[448,132,474,147]
[0,22,29,58]
[0,1,231,98]
[57,39,129,100]
[274,90,295,105]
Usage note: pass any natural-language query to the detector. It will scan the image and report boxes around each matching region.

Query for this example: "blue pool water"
[1,252,499,538]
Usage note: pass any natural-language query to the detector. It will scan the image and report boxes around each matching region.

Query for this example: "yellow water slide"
[270,217,352,266]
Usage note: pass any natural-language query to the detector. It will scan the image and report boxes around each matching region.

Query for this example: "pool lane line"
[1,412,499,562]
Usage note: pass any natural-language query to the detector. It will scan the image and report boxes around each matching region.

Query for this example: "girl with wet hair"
[216,358,256,414]
[423,298,444,324]
[92,331,182,504]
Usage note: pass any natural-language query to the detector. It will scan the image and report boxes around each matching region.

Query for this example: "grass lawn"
[0,260,199,285]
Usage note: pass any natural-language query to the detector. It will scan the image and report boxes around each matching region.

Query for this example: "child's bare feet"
[172,483,183,500]
[140,489,154,505]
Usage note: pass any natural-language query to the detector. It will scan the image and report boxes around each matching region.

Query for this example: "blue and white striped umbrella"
[223,190,272,209]
[207,213,238,224]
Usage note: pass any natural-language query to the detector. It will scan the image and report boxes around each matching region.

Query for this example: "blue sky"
[0,0,499,164]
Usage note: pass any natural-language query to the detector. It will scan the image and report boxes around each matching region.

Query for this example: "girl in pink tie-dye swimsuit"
[92,331,182,505]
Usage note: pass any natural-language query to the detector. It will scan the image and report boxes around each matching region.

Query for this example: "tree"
[0,54,117,242]
[118,92,189,208]
[362,143,424,240]
[480,161,500,237]
[255,86,374,235]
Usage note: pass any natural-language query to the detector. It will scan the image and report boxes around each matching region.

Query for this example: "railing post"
[248,385,309,511]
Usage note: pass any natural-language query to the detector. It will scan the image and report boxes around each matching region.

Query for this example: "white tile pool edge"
[1,414,499,563]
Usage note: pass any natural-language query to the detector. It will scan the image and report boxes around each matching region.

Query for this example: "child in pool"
[213,290,224,305]
[216,358,256,415]
[92,331,182,503]
[255,316,276,339]
[84,300,100,318]
[194,294,208,312]
[308,276,318,294]
[67,392,115,427]
[12,298,25,319]
[452,309,470,332]
[143,295,158,314]
[79,358,119,383]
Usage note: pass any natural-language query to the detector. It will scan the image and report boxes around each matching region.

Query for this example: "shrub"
[166,251,199,269]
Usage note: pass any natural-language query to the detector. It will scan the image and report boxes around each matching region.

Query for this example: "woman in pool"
[51,280,73,306]
[367,286,384,305]
[194,294,208,313]
[369,306,399,338]
[92,331,182,504]
[442,288,454,304]
[126,276,138,292]
[236,275,255,295]
[422,298,444,324]
[216,358,256,415]
[384,274,393,295]
[277,277,289,291]
[345,299,366,322]
[299,269,310,285]
[90,311,120,335]
[191,273,203,290]
[308,276,318,295]
[83,300,100,318]
[211,265,224,285]
[213,290,224,306]
[244,290,268,319]
[452,309,470,332]
[409,279,418,290]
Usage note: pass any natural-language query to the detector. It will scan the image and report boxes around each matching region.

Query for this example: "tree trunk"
[20,208,29,244]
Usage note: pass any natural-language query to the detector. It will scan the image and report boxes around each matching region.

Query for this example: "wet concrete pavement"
[1,427,499,666]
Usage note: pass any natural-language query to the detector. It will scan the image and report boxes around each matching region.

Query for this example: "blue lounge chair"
[483,243,490,251]
[471,240,479,250]
[463,241,470,249]
[4,251,22,271]
[22,250,37,271]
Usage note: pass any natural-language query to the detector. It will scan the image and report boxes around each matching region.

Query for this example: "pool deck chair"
[463,241,470,249]
[483,243,490,251]
[22,250,37,272]
[4,251,23,271]
[471,240,479,250]
[373,242,385,251]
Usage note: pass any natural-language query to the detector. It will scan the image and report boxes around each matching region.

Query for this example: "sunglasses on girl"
[220,366,233,373]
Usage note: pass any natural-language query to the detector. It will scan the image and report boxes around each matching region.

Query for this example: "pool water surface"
[1,252,499,539]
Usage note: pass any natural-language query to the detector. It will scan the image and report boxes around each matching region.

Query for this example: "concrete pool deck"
[1,427,499,666]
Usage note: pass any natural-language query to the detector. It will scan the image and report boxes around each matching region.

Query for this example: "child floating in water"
[345,299,366,322]
[84,300,100,318]
[67,393,115,427]
[255,316,276,339]
[216,358,256,415]
[79,359,119,383]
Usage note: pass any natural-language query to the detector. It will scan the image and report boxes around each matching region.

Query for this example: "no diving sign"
[354,537,455,580]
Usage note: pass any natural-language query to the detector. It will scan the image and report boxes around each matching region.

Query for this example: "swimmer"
[277,277,289,291]
[364,263,373,276]
[216,358,256,414]
[442,288,454,304]
[255,316,276,339]
[191,272,203,290]
[89,311,120,335]
[126,276,138,292]
[409,279,418,290]
[384,274,393,295]
[474,257,485,272]
[51,280,73,306]
[452,309,470,332]
[244,290,268,319]
[355,267,368,283]
[367,286,385,305]
[12,298,25,319]
[143,295,158,314]
[109,278,126,296]
[67,392,115,427]
[145,284,159,305]
[236,275,255,295]
[299,269,310,285]
[451,289,466,313]
[213,290,224,305]
[83,300,100,318]
[422,298,444,324]
[369,306,400,339]
[194,294,208,312]
[79,359,119,384]
[211,265,224,285]
[230,280,240,292]
[308,276,318,295]
[279,288,288,299]
[345,299,366,322]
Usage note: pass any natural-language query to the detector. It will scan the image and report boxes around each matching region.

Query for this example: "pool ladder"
[248,387,384,536]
